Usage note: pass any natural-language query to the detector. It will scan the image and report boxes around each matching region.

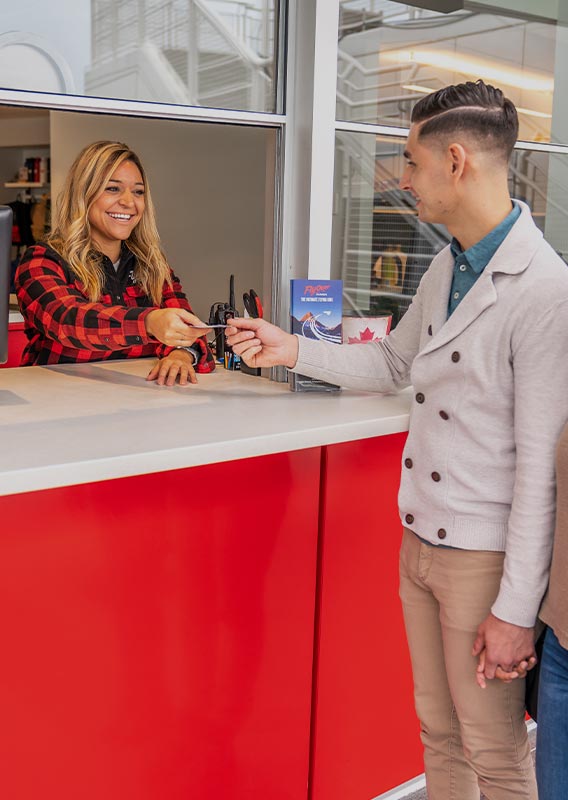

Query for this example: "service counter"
[0,360,421,799]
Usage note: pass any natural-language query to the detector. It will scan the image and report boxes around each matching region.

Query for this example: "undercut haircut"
[411,80,519,163]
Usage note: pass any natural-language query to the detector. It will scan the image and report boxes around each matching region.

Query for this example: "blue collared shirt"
[448,202,521,316]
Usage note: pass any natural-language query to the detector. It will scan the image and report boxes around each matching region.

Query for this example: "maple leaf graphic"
[348,326,379,344]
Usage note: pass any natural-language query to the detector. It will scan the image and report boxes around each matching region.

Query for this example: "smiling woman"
[14,140,215,386]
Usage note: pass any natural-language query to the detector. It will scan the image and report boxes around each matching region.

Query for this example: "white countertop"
[0,359,411,497]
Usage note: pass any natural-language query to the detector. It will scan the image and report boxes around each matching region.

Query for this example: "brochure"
[289,279,343,392]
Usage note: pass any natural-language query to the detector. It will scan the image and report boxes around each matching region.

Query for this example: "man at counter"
[226,80,568,800]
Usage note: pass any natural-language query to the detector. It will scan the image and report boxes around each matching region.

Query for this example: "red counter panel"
[1,322,26,368]
[311,433,422,799]
[0,449,321,800]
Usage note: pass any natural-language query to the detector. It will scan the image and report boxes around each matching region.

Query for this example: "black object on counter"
[208,301,227,362]
[242,292,256,318]
[209,276,263,375]
[0,205,13,364]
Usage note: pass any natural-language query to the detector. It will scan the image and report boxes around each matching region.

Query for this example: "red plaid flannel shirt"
[15,243,215,372]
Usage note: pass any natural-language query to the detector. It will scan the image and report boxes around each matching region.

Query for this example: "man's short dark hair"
[411,80,519,162]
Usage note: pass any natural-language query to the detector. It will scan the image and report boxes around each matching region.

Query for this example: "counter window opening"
[1,105,277,368]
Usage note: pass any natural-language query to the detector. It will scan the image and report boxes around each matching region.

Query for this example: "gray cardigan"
[293,202,568,627]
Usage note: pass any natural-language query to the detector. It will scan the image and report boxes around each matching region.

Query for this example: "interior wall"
[0,112,50,149]
[50,111,275,320]
[0,110,50,207]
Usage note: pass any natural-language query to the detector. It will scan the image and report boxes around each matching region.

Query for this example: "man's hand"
[145,308,211,347]
[225,317,299,369]
[472,613,535,682]
[146,349,197,386]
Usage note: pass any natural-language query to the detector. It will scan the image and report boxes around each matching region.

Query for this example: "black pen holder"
[214,329,225,362]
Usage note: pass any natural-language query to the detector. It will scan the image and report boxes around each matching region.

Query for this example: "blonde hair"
[47,140,171,304]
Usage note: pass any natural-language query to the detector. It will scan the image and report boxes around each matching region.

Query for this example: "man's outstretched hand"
[225,317,299,369]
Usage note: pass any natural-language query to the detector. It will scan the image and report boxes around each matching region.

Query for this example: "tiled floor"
[404,725,537,800]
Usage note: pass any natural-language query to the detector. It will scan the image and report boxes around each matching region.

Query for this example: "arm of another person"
[227,270,428,393]
[473,296,568,680]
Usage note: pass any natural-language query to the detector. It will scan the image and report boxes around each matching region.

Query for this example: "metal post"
[138,0,146,46]
[111,0,118,57]
[262,0,270,56]
[273,0,341,376]
[307,0,340,276]
[187,0,199,105]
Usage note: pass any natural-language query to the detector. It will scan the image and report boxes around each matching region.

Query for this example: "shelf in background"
[4,182,49,188]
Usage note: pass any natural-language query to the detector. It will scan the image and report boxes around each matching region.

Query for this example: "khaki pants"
[399,529,537,800]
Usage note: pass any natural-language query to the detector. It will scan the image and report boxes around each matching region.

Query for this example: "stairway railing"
[90,0,274,109]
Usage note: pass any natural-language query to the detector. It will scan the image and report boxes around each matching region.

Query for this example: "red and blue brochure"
[289,279,343,392]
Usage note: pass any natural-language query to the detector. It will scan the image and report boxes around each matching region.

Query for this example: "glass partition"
[332,132,565,325]
[337,1,559,143]
[0,0,280,114]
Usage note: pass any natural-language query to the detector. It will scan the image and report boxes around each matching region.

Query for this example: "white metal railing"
[90,0,274,109]
[207,0,275,56]
[338,0,438,39]
[92,0,274,61]
[335,128,449,293]
[336,130,565,313]
[337,35,551,139]
[509,154,568,220]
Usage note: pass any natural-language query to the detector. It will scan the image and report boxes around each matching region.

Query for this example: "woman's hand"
[145,307,211,347]
[146,349,197,386]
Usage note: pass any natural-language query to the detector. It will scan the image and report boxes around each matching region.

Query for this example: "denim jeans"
[536,627,568,800]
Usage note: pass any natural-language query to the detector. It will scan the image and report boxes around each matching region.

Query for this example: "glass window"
[0,0,280,114]
[332,132,566,325]
[337,1,559,143]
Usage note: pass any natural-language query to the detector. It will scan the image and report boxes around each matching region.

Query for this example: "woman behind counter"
[15,140,214,386]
